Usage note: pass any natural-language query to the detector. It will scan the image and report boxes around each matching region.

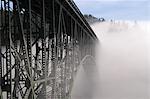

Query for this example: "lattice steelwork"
[0,0,98,99]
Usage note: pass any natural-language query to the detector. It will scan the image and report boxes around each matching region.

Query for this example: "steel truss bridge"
[0,0,98,98]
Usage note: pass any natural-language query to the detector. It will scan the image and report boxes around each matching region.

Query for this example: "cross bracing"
[0,0,98,99]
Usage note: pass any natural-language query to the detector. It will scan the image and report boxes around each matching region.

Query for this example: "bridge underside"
[0,0,97,98]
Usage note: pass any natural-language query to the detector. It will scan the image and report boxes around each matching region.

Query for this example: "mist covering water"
[71,21,150,99]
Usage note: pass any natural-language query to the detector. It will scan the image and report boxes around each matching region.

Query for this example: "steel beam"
[0,0,98,99]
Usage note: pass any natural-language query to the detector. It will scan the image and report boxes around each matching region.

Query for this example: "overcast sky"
[74,0,150,20]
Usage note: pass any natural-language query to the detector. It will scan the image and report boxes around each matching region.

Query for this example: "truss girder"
[0,0,97,99]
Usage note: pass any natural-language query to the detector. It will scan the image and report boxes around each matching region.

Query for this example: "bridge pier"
[0,0,98,98]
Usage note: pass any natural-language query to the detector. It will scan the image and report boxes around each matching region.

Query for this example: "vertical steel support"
[58,18,62,99]
[74,21,77,72]
[8,0,12,98]
[0,29,1,99]
[56,4,62,99]
[69,18,74,98]
[28,0,34,98]
[51,0,56,98]
[15,0,35,98]
[61,11,68,99]
[0,1,2,97]
[12,2,20,98]
[42,0,47,98]
[2,0,12,98]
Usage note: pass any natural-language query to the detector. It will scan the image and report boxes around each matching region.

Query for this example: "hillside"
[84,14,105,24]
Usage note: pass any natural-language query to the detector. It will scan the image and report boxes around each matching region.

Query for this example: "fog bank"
[71,21,150,99]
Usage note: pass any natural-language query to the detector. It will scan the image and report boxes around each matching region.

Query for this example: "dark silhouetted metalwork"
[0,0,98,98]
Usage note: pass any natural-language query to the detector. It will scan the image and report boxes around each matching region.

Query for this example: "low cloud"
[72,21,150,99]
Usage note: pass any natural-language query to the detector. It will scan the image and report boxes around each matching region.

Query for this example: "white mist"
[71,21,150,99]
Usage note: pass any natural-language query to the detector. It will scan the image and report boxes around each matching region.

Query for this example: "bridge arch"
[0,0,98,98]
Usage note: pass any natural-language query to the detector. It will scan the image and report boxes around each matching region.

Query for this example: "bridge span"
[0,0,98,98]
